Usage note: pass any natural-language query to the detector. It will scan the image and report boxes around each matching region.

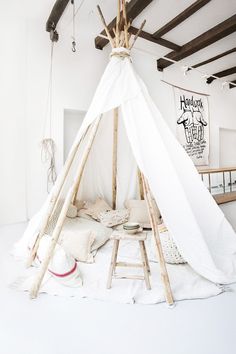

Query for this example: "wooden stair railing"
[198,167,236,204]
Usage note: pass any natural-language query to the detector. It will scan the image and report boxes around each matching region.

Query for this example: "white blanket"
[11,235,224,305]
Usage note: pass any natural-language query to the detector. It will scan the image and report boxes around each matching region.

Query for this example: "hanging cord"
[73,0,86,21]
[41,139,57,193]
[58,0,86,37]
[41,40,57,193]
[132,46,236,89]
[42,41,54,137]
[71,0,76,52]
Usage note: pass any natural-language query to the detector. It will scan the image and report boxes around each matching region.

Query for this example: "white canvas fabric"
[75,47,236,284]
[14,47,236,289]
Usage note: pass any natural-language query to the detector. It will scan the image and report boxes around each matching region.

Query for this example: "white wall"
[64,109,85,162]
[0,8,27,225]
[131,48,236,170]
[219,128,236,166]
[1,1,236,224]
[25,14,108,218]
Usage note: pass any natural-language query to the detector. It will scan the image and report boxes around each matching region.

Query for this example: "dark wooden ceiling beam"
[229,80,236,89]
[95,0,153,50]
[129,26,181,51]
[46,0,70,32]
[191,47,236,69]
[157,14,236,71]
[153,0,211,39]
[206,66,236,84]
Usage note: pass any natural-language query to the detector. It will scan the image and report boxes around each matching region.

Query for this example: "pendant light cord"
[71,0,76,52]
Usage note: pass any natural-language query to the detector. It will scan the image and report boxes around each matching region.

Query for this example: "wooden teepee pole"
[137,168,144,200]
[97,5,115,48]
[30,117,101,299]
[129,20,146,49]
[112,108,119,209]
[72,117,101,204]
[26,127,89,267]
[122,0,129,48]
[115,0,121,47]
[141,173,174,306]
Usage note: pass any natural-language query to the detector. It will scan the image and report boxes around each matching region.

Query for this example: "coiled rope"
[41,41,57,193]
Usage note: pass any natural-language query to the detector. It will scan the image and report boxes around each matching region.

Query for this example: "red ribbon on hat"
[48,261,78,278]
[28,246,78,278]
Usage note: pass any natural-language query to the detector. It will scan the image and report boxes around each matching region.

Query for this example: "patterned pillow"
[99,209,129,228]
[83,198,112,221]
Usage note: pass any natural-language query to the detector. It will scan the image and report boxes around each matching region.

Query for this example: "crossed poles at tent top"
[97,0,146,50]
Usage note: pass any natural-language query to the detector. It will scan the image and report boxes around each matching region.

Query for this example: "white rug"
[10,236,224,304]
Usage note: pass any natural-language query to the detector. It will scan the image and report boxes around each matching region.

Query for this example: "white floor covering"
[1,222,236,354]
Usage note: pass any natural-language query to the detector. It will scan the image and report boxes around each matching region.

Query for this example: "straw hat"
[37,235,83,287]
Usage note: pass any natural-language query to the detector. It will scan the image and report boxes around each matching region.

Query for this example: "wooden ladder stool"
[107,230,151,290]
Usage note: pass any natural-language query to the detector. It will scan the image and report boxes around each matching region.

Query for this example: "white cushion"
[75,200,85,211]
[66,204,78,218]
[77,209,94,220]
[125,199,151,227]
[63,217,112,252]
[60,230,95,263]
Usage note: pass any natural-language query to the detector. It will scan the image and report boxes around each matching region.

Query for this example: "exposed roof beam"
[46,0,70,32]
[153,0,211,39]
[191,47,236,69]
[95,0,153,50]
[129,26,181,51]
[206,66,236,84]
[229,80,236,89]
[157,14,236,71]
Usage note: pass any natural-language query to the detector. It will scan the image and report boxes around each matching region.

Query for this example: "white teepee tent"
[15,1,236,303]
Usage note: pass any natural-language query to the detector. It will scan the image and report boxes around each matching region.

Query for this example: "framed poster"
[174,87,209,166]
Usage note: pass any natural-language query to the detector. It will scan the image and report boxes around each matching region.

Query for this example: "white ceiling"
[134,0,236,45]
[24,0,236,78]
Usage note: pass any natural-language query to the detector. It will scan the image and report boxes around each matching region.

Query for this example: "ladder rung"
[116,262,142,268]
[114,275,144,280]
